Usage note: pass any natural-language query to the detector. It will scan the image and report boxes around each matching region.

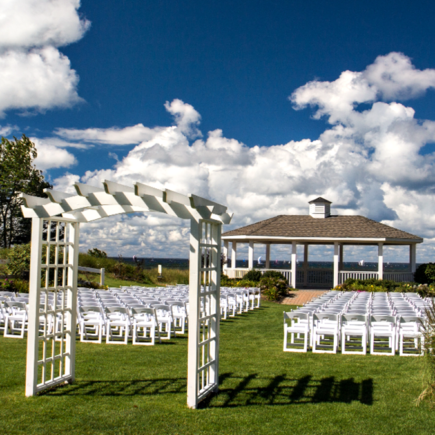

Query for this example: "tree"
[0,135,52,248]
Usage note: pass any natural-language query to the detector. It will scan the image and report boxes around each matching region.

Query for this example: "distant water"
[110,257,414,272]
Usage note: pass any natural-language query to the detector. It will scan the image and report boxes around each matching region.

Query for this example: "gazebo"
[222,197,423,289]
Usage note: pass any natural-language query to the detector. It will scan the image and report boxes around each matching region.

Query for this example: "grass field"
[1,302,434,435]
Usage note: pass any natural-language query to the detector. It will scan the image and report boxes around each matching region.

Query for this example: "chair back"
[342,314,367,323]
[370,315,396,324]
[284,311,308,322]
[313,313,338,322]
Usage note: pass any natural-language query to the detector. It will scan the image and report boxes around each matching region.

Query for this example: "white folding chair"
[153,304,174,340]
[341,314,367,355]
[170,302,188,334]
[105,307,131,344]
[78,306,105,343]
[131,307,160,346]
[283,312,310,352]
[4,301,28,338]
[399,316,424,356]
[312,313,340,354]
[369,315,396,356]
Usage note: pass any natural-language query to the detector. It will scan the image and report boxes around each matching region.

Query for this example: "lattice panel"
[26,218,79,396]
[188,219,221,407]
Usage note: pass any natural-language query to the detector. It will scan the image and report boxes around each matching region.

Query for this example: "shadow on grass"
[200,373,374,408]
[41,378,187,397]
[41,373,373,408]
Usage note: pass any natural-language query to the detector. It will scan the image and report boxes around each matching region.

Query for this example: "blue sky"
[3,0,435,262]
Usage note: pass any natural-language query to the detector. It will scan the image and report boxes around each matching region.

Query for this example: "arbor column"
[265,244,271,269]
[378,243,384,280]
[291,242,297,289]
[333,242,339,288]
[410,244,417,273]
[231,242,237,269]
[248,241,254,269]
[303,244,308,288]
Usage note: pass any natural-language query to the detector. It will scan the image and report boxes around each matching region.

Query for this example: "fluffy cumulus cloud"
[32,138,77,170]
[52,53,435,261]
[0,0,89,117]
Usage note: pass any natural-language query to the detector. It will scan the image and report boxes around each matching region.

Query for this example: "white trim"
[221,235,423,244]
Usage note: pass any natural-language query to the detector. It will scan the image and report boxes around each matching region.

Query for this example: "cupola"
[308,197,332,219]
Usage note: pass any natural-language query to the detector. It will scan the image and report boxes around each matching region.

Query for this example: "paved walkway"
[281,290,328,306]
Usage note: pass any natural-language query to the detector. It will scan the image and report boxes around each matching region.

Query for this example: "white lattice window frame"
[25,217,79,396]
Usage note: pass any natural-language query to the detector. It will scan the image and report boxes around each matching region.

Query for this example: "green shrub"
[244,269,262,282]
[259,276,288,301]
[7,244,31,278]
[415,263,435,284]
[262,270,288,281]
[0,278,29,293]
[87,248,108,258]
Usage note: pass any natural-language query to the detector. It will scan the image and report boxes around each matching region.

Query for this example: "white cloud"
[0,0,90,50]
[0,1,88,116]
[55,124,160,145]
[55,99,202,145]
[31,136,89,149]
[52,173,81,193]
[0,47,83,117]
[164,99,202,138]
[0,124,18,136]
[33,139,77,170]
[50,55,435,261]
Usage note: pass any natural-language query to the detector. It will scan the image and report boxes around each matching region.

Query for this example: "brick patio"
[281,290,328,306]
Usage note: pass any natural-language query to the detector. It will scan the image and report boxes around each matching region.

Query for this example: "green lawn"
[1,302,434,434]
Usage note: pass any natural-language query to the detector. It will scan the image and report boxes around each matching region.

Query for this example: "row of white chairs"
[0,285,261,345]
[284,291,430,356]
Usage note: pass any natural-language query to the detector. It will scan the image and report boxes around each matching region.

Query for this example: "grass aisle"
[0,302,433,434]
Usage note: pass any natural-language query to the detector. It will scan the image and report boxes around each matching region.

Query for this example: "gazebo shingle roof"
[222,215,422,241]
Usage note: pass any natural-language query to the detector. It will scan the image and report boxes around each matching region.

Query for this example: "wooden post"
[265,244,271,269]
[378,243,384,280]
[291,242,297,289]
[333,242,339,288]
[303,244,308,288]
[100,268,105,286]
[25,218,43,397]
[410,244,416,273]
[231,242,237,269]
[223,240,229,270]
[187,219,201,409]
[248,241,254,270]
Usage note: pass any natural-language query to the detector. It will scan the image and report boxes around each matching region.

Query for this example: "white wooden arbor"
[20,180,232,409]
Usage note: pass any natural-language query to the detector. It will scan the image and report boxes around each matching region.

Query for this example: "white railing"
[339,271,414,284]
[384,272,414,282]
[339,271,379,284]
[78,266,105,285]
[224,267,292,283]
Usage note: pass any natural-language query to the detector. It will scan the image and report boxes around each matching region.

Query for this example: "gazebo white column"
[303,244,308,287]
[248,241,254,270]
[223,240,229,269]
[291,242,297,289]
[333,242,339,288]
[265,244,271,269]
[339,244,344,271]
[378,243,384,280]
[231,242,237,269]
[410,244,417,273]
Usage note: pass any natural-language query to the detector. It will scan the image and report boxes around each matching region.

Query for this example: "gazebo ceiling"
[222,215,423,245]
